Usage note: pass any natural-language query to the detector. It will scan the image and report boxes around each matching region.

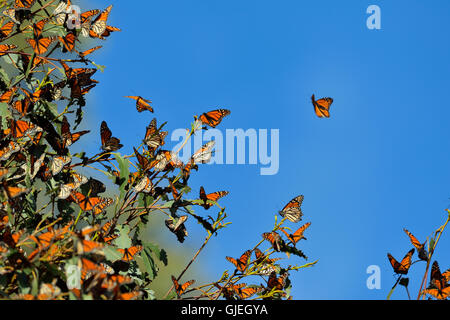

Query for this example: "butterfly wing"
[312,94,333,118]
[279,195,304,223]
[387,248,414,274]
[199,109,230,128]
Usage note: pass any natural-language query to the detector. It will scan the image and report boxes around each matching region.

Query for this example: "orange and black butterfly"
[171,275,195,298]
[0,87,17,103]
[1,183,28,199]
[311,94,333,118]
[77,45,102,58]
[279,195,304,223]
[403,228,428,261]
[71,226,104,255]
[26,18,56,54]
[6,119,42,140]
[254,248,281,265]
[424,261,450,300]
[69,191,113,215]
[50,155,71,175]
[387,248,415,275]
[236,285,264,300]
[61,116,90,148]
[15,0,35,8]
[0,21,14,39]
[89,5,120,40]
[11,99,32,117]
[0,44,17,55]
[97,221,118,244]
[100,121,122,152]
[226,250,252,272]
[125,96,153,113]
[267,271,288,291]
[58,32,76,52]
[280,222,311,246]
[199,186,229,210]
[143,118,167,151]
[262,232,285,252]
[199,109,230,128]
[118,245,143,262]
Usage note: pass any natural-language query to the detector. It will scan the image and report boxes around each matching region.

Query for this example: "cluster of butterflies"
[0,218,145,300]
[387,228,450,299]
[0,1,119,57]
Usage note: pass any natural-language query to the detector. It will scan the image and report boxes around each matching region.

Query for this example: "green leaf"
[114,225,132,249]
[112,152,130,202]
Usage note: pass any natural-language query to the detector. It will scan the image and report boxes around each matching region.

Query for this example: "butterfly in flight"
[311,94,333,118]
[171,275,195,298]
[387,248,415,275]
[403,228,428,261]
[279,195,304,223]
[199,186,229,210]
[199,109,230,128]
[280,222,311,246]
[423,261,450,300]
[226,250,252,272]
[100,121,123,152]
[125,96,153,113]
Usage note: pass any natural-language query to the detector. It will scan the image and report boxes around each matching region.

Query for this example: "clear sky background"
[77,0,450,299]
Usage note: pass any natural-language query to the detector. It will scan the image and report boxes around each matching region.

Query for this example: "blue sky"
[78,0,450,299]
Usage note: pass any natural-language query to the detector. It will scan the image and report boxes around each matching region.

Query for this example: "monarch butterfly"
[171,275,195,298]
[125,95,153,113]
[26,153,46,179]
[133,147,151,172]
[2,184,28,199]
[27,36,57,54]
[69,191,113,215]
[15,0,35,9]
[143,118,167,151]
[77,45,102,58]
[117,291,142,300]
[58,32,76,52]
[236,285,264,300]
[89,5,120,40]
[6,119,42,139]
[312,94,333,118]
[0,21,14,39]
[267,271,288,291]
[0,141,20,161]
[57,172,88,199]
[50,155,71,175]
[253,248,281,266]
[0,44,17,55]
[100,121,123,152]
[403,228,428,261]
[225,250,252,272]
[98,221,118,245]
[165,216,188,243]
[280,222,311,246]
[11,99,32,117]
[424,261,450,300]
[199,109,230,128]
[0,87,17,103]
[262,231,285,252]
[72,226,104,255]
[279,195,304,223]
[191,140,215,164]
[387,248,415,275]
[151,150,182,172]
[80,258,106,282]
[199,186,229,210]
[61,116,90,148]
[118,245,143,262]
[133,176,153,194]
